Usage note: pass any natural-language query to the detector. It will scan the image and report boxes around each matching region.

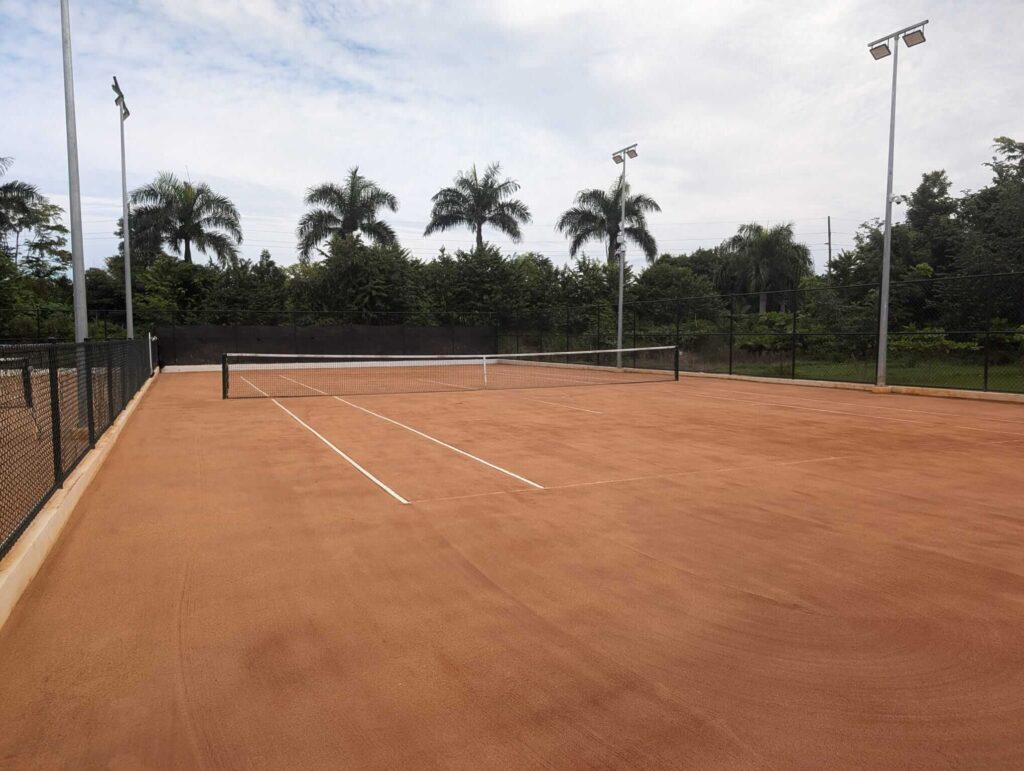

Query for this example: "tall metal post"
[611,143,637,368]
[876,39,898,387]
[60,0,87,344]
[616,157,626,368]
[114,78,134,339]
[868,19,928,387]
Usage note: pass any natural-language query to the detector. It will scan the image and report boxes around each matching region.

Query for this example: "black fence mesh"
[155,323,496,366]
[4,272,1022,394]
[0,338,153,560]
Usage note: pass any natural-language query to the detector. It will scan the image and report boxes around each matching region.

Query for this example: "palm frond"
[625,225,658,261]
[360,219,399,247]
[297,209,342,257]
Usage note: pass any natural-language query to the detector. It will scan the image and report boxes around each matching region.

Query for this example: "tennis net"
[222,346,679,399]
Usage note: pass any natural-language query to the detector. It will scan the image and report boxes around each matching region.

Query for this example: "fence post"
[120,342,128,409]
[983,274,993,391]
[632,306,638,368]
[84,342,96,446]
[790,291,798,380]
[105,343,115,422]
[565,306,571,355]
[47,347,63,488]
[728,298,735,375]
[674,300,681,349]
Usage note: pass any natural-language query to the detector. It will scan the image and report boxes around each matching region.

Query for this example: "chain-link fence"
[0,338,154,560]
[2,272,1022,394]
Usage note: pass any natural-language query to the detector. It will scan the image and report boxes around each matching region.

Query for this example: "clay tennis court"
[1,370,1023,767]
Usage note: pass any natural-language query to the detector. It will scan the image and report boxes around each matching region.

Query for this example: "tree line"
[1,138,1022,343]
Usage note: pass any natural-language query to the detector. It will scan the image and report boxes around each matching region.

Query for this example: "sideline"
[680,370,1024,404]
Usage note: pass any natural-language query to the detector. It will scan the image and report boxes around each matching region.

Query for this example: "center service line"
[278,374,545,490]
[239,376,410,504]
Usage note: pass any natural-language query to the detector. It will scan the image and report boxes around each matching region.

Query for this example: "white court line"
[697,384,1024,425]
[496,367,646,386]
[278,375,545,490]
[240,376,409,504]
[413,454,856,504]
[521,397,602,414]
[416,378,475,390]
[687,392,1024,436]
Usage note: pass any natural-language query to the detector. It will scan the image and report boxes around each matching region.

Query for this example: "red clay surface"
[1,372,1023,768]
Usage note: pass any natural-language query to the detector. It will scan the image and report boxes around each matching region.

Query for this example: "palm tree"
[129,172,242,265]
[556,176,661,264]
[0,156,44,262]
[725,223,812,314]
[297,167,398,258]
[424,163,531,250]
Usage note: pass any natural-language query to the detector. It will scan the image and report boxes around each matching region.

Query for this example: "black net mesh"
[224,347,679,399]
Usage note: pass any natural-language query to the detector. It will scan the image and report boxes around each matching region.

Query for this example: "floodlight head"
[903,28,926,47]
[626,147,638,159]
[612,153,624,164]
[869,42,891,59]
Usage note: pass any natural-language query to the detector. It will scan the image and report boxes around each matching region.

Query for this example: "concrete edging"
[0,371,158,633]
[680,370,1024,404]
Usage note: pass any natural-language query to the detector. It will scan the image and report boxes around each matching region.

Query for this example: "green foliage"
[888,326,980,366]
[718,222,812,313]
[2,138,1023,373]
[425,163,531,250]
[297,168,399,257]
[556,176,661,263]
[129,172,242,265]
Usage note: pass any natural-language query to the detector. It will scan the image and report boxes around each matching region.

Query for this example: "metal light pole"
[112,77,134,339]
[60,0,88,343]
[612,143,638,368]
[867,20,928,387]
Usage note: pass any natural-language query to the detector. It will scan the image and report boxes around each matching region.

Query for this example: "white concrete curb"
[0,371,158,632]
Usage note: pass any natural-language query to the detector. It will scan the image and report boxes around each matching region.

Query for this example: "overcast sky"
[2,0,1022,273]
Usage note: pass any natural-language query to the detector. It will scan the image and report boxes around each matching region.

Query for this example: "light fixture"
[626,147,638,159]
[612,153,624,164]
[903,28,926,47]
[869,42,891,59]
[111,76,129,117]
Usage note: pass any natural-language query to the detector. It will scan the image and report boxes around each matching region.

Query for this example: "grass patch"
[689,359,1024,394]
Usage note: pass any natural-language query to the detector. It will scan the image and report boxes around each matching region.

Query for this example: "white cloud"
[2,0,1021,271]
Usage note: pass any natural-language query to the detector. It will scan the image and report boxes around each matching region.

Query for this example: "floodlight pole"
[60,0,87,343]
[876,35,899,387]
[870,19,928,387]
[611,143,636,368]
[616,155,627,368]
[113,77,134,338]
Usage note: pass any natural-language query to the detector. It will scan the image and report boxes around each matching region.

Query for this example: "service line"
[240,376,409,504]
[278,375,545,490]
